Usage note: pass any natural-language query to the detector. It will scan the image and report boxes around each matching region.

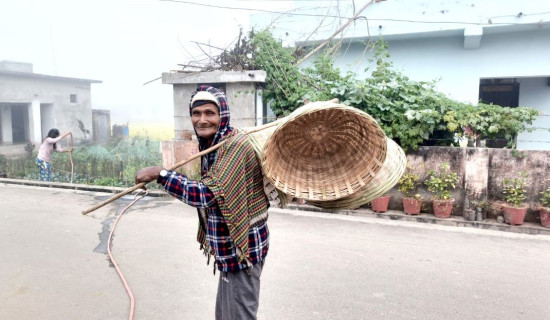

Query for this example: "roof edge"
[162,70,266,85]
[0,69,102,83]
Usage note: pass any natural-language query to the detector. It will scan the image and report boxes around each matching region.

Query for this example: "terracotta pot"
[432,199,455,218]
[402,197,422,215]
[539,207,550,228]
[502,205,527,225]
[371,196,391,213]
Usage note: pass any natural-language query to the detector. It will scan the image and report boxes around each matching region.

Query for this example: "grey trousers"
[215,260,264,320]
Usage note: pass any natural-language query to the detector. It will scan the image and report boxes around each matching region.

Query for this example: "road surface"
[1,183,550,319]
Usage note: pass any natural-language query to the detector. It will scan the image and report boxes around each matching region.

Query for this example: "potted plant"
[398,168,422,215]
[501,171,529,225]
[538,181,550,228]
[424,162,459,218]
[371,195,392,213]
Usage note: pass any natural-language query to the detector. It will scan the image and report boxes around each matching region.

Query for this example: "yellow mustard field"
[128,122,175,141]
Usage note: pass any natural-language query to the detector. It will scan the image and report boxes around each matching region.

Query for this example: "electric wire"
[161,0,550,26]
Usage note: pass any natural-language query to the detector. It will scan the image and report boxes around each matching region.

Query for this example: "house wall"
[329,28,550,149]
[0,72,93,145]
[517,77,550,150]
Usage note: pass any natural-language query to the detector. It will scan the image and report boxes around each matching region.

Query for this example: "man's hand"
[135,166,164,187]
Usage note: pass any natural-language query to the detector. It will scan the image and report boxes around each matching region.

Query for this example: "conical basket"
[307,137,406,209]
[260,101,387,201]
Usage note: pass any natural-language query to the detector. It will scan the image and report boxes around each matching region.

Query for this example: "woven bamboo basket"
[243,119,289,207]
[259,101,387,201]
[307,137,406,209]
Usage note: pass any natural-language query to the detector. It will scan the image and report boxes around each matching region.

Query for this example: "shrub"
[540,183,550,208]
[398,166,421,198]
[424,162,459,200]
[502,171,529,207]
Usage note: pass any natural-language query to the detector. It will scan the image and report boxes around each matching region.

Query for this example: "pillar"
[1,105,13,143]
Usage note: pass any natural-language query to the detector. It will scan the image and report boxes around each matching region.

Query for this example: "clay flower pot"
[402,197,422,215]
[502,205,527,225]
[371,195,391,213]
[432,199,455,218]
[540,207,550,228]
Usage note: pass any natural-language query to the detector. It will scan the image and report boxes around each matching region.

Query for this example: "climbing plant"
[192,30,539,151]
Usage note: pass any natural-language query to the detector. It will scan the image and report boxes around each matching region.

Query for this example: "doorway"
[11,105,29,143]
[478,78,519,147]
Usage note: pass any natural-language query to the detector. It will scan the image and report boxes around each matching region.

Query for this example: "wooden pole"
[81,121,279,215]
[68,133,74,184]
[81,98,339,215]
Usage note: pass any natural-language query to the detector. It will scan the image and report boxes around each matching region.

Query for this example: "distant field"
[128,122,175,141]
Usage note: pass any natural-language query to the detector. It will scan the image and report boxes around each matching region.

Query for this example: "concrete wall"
[163,70,267,140]
[516,77,550,150]
[0,72,95,145]
[172,82,259,137]
[160,140,200,178]
[382,146,550,223]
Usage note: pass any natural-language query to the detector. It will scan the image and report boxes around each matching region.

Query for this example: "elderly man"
[135,85,269,319]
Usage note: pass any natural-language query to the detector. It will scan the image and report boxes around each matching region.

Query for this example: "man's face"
[191,103,220,140]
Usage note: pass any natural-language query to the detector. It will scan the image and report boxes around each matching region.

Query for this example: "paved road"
[2,183,550,320]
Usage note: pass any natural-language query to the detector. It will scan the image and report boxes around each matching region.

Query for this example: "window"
[70,94,78,103]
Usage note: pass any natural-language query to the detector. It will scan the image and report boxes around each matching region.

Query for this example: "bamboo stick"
[81,121,279,215]
[68,133,74,184]
[82,98,339,215]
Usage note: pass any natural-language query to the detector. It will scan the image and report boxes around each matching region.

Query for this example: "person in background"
[36,128,72,181]
[135,85,270,320]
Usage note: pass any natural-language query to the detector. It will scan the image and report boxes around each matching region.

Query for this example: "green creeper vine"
[222,30,539,151]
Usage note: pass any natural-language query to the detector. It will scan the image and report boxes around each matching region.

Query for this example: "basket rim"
[261,102,389,201]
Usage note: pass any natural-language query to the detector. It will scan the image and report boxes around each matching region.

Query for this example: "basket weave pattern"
[308,137,406,209]
[261,102,387,201]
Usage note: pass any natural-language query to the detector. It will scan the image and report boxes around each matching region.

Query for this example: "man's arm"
[135,166,216,208]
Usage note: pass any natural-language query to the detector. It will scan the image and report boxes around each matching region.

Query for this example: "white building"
[251,0,550,150]
[0,61,101,157]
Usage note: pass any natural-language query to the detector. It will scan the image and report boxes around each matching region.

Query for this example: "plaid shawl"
[190,85,269,263]
[202,133,269,263]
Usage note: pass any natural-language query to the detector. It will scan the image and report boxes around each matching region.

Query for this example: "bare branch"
[295,0,375,66]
